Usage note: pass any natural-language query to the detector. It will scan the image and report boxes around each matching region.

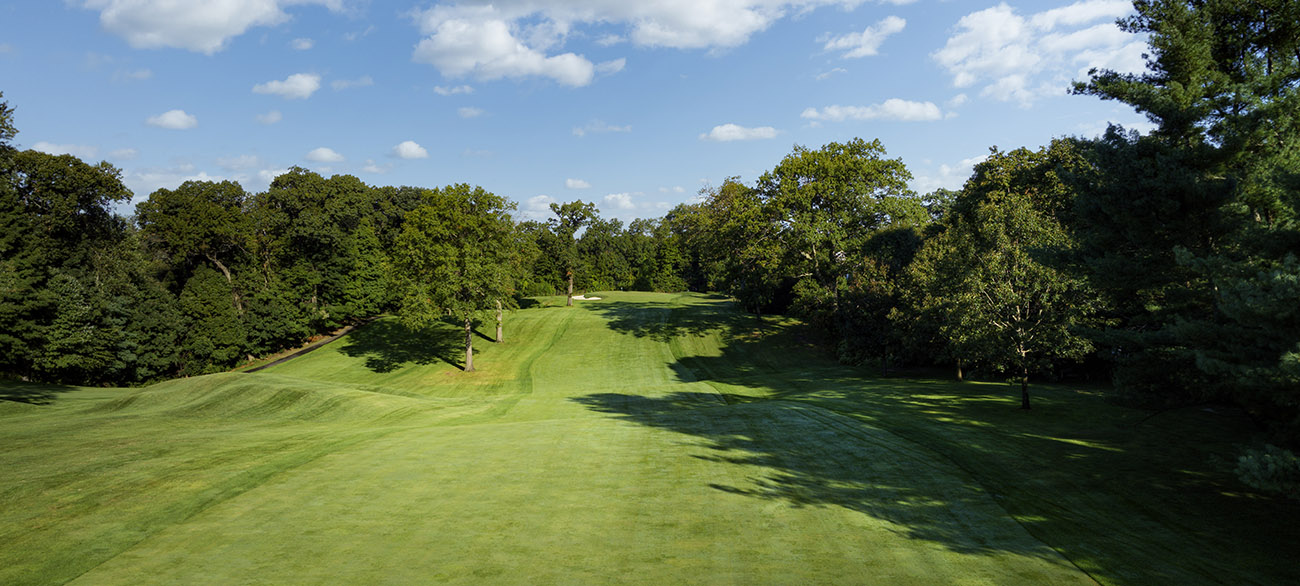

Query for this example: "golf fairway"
[2,292,1295,585]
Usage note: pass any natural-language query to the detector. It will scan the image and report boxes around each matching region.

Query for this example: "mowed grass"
[1,292,1297,585]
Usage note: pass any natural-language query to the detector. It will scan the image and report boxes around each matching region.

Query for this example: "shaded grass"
[0,291,1295,584]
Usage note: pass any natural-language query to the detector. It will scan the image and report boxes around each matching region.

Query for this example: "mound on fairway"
[1,291,1296,585]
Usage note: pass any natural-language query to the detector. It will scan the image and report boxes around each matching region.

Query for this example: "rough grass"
[1,291,1296,584]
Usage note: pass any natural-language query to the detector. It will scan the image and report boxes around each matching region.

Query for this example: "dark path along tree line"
[1,1,1297,443]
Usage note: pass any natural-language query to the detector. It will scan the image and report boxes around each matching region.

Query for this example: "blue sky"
[0,0,1152,223]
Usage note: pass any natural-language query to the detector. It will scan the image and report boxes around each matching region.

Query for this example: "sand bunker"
[571,294,602,300]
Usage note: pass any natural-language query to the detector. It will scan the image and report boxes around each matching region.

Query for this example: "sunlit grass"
[1,291,1296,585]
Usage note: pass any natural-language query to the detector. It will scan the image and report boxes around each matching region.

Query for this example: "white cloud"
[80,0,344,54]
[821,16,905,59]
[331,75,373,90]
[566,178,591,189]
[659,186,686,194]
[573,120,631,137]
[912,154,988,193]
[216,154,261,171]
[132,169,223,199]
[256,110,283,124]
[363,159,392,174]
[947,93,969,107]
[699,123,778,141]
[933,1,1140,106]
[801,99,943,122]
[305,147,343,163]
[519,194,557,221]
[816,67,847,80]
[408,1,897,86]
[252,73,321,99]
[109,147,139,160]
[32,142,100,160]
[392,140,429,159]
[258,168,289,184]
[434,84,474,96]
[458,107,485,118]
[145,109,198,129]
[412,5,595,87]
[603,192,635,210]
[291,37,314,50]
[595,58,626,75]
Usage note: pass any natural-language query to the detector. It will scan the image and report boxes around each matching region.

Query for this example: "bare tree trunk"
[1020,367,1031,410]
[206,253,244,314]
[566,270,574,306]
[464,318,475,372]
[495,299,503,343]
[956,358,964,382]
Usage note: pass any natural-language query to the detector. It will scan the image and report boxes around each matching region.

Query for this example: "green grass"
[1,291,1296,584]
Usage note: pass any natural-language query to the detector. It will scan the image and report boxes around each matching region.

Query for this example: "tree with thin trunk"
[392,184,515,372]
[548,201,596,306]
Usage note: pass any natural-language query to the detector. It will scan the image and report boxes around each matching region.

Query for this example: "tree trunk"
[495,299,503,343]
[1020,367,1031,410]
[956,358,964,382]
[206,253,243,314]
[566,271,574,306]
[464,318,475,372]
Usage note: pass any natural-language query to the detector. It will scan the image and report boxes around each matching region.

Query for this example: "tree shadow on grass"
[337,318,463,373]
[0,380,78,405]
[584,298,752,343]
[572,390,1064,560]
[574,294,1300,585]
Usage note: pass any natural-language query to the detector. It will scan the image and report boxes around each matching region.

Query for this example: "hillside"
[1,292,1295,585]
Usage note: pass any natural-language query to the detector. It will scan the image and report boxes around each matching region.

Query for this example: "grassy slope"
[0,291,1295,585]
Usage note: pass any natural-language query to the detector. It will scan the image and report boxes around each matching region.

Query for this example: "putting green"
[2,292,1294,584]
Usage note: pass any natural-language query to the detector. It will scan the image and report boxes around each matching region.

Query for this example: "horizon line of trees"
[2,1,1297,442]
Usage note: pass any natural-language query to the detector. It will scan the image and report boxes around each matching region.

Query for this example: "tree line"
[2,2,1296,440]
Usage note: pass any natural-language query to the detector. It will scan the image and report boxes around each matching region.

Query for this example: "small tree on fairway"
[393,184,515,372]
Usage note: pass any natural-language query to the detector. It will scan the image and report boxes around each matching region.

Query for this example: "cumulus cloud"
[801,99,943,122]
[80,0,343,54]
[409,1,898,86]
[291,37,314,50]
[32,142,100,160]
[331,75,373,90]
[603,192,635,210]
[412,5,595,87]
[392,140,429,159]
[458,107,485,118]
[146,109,198,129]
[518,194,558,221]
[821,16,905,58]
[434,84,474,96]
[699,123,778,141]
[256,110,283,124]
[912,154,989,194]
[305,147,343,163]
[573,120,631,137]
[933,0,1142,105]
[566,178,591,189]
[253,73,321,99]
[109,147,139,160]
